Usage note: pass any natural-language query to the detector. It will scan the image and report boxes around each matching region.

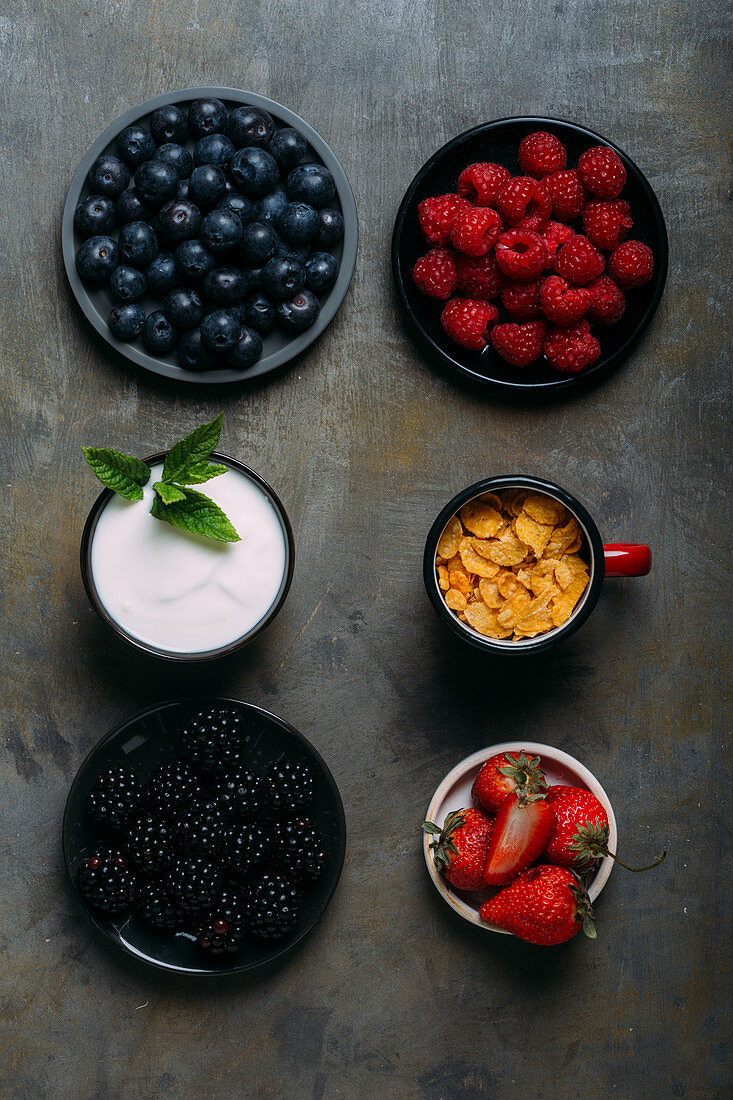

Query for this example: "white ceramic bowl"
[423,741,617,934]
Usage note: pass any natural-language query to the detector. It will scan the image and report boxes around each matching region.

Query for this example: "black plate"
[62,87,358,384]
[63,699,346,975]
[392,116,668,394]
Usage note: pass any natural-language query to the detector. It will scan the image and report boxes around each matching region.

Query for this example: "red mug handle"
[603,543,651,577]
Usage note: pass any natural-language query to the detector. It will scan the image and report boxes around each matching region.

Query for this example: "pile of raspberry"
[412,131,654,374]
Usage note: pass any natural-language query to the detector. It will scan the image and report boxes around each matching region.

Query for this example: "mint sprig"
[83,414,240,543]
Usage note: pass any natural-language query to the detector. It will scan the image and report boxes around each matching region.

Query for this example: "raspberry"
[541,222,576,270]
[412,247,458,300]
[577,145,626,199]
[582,199,633,251]
[517,131,567,178]
[497,176,552,231]
[586,275,626,324]
[418,193,471,245]
[554,235,605,285]
[441,298,498,351]
[544,321,601,373]
[539,275,591,325]
[608,240,654,288]
[491,320,547,367]
[450,206,502,256]
[456,252,503,300]
[457,162,511,206]
[544,169,587,221]
[495,228,548,282]
[501,279,542,320]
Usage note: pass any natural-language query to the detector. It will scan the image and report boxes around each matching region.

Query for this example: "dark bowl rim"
[62,86,358,385]
[423,474,606,654]
[392,115,669,394]
[80,450,295,661]
[62,697,347,976]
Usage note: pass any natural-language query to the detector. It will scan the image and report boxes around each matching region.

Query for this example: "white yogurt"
[89,462,288,654]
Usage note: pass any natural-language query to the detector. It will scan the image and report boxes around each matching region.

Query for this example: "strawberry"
[422,808,493,891]
[544,785,667,872]
[483,789,555,885]
[480,865,596,945]
[472,750,547,814]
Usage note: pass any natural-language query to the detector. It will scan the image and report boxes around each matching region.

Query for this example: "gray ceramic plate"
[62,87,358,384]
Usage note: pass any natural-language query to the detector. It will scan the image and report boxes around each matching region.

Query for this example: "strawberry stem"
[605,848,667,873]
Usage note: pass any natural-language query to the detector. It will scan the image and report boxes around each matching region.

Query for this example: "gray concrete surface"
[1,1,730,1097]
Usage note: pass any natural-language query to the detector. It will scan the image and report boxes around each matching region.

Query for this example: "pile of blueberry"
[73,97,344,372]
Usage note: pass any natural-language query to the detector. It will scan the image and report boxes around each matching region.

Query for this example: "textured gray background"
[1,0,731,1097]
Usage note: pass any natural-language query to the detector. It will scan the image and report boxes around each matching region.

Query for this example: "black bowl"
[63,699,347,976]
[392,116,668,394]
[62,87,358,384]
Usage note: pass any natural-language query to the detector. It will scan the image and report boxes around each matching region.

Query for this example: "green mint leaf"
[180,461,228,485]
[83,447,150,501]
[153,481,187,505]
[162,413,223,484]
[150,486,240,543]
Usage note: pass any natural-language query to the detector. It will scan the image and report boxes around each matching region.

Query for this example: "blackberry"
[172,799,226,858]
[222,821,273,880]
[167,857,222,916]
[210,767,264,820]
[179,704,247,774]
[136,879,187,931]
[265,758,315,815]
[124,812,174,873]
[78,849,136,914]
[196,890,248,956]
[273,818,329,883]
[145,762,202,818]
[87,764,144,829]
[247,872,301,941]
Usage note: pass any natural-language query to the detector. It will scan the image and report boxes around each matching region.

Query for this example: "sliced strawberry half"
[483,795,556,886]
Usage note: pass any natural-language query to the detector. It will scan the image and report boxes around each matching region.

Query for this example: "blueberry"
[134,159,178,204]
[146,252,178,295]
[201,209,242,253]
[200,309,240,352]
[314,207,344,248]
[254,187,288,226]
[241,292,275,333]
[164,286,204,329]
[108,303,145,340]
[151,104,189,145]
[110,264,147,302]
[194,133,235,169]
[243,265,263,292]
[74,194,116,237]
[203,267,246,304]
[116,124,156,167]
[189,165,227,208]
[118,220,158,266]
[268,127,307,171]
[188,98,227,138]
[286,163,336,208]
[216,192,254,225]
[276,289,320,331]
[238,221,277,264]
[272,236,311,264]
[305,251,338,293]
[158,199,202,242]
[175,240,215,281]
[278,201,319,244]
[116,189,154,225]
[228,325,263,368]
[88,154,130,199]
[143,310,178,353]
[75,235,118,283]
[153,142,193,180]
[177,327,217,371]
[230,148,279,198]
[261,255,306,300]
[177,178,190,201]
[226,106,275,149]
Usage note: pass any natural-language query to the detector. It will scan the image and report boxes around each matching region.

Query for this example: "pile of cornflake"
[436,490,589,639]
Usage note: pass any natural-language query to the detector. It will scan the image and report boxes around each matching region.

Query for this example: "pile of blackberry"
[77,703,329,958]
[73,97,345,373]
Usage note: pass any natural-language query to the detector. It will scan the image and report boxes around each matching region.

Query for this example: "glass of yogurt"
[81,452,294,660]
